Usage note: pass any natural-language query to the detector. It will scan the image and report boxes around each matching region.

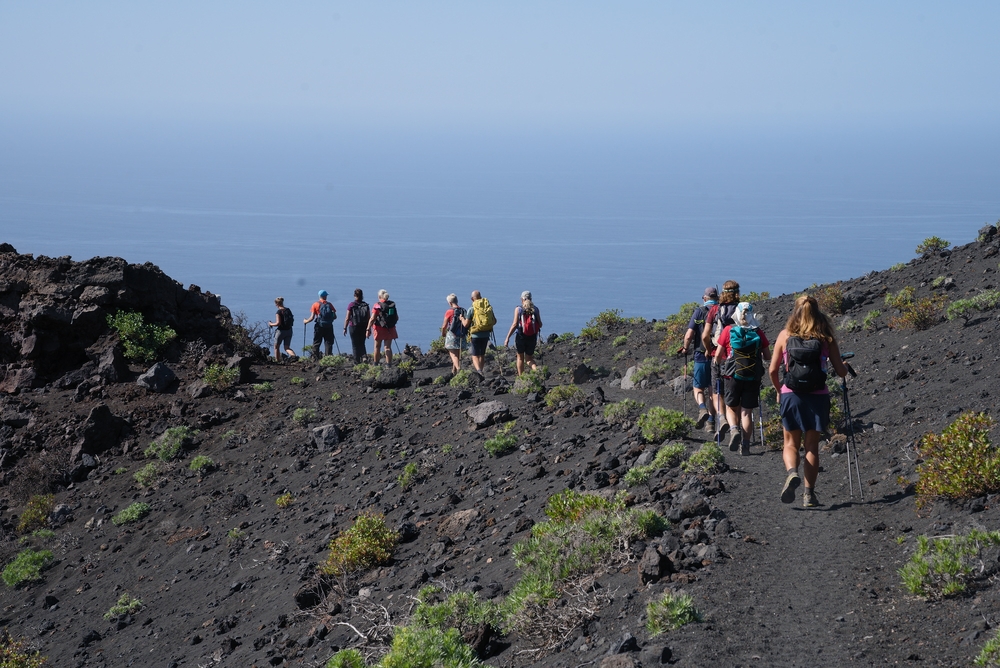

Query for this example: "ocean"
[2,119,999,350]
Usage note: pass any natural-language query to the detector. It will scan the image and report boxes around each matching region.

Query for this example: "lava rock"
[311,424,342,451]
[572,363,592,384]
[465,401,511,429]
[73,404,128,458]
[620,366,638,390]
[437,509,480,539]
[136,363,176,393]
[188,380,212,399]
[372,367,408,389]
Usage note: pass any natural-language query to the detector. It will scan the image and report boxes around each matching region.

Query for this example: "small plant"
[106,310,177,364]
[2,549,55,587]
[112,466,128,475]
[623,465,654,487]
[842,319,860,333]
[977,628,1000,667]
[544,384,583,408]
[16,494,54,535]
[441,444,454,454]
[133,462,160,488]
[579,325,603,341]
[637,407,693,443]
[189,455,214,473]
[814,284,845,315]
[862,309,881,331]
[0,630,48,667]
[202,364,239,390]
[276,493,294,508]
[449,369,475,388]
[884,286,946,330]
[915,412,1000,507]
[632,357,668,383]
[896,535,906,545]
[612,332,630,347]
[916,235,950,256]
[946,289,1000,323]
[376,626,482,668]
[682,442,726,473]
[511,366,548,395]
[429,337,446,353]
[103,593,143,620]
[290,376,305,385]
[742,291,771,302]
[890,262,905,271]
[325,648,366,668]
[588,309,628,328]
[319,355,346,368]
[145,426,196,462]
[624,443,685,487]
[646,591,701,635]
[484,422,518,457]
[322,512,398,576]
[556,332,575,342]
[656,301,699,354]
[931,276,947,289]
[432,374,448,385]
[252,381,273,392]
[293,407,317,425]
[603,398,645,425]
[330,391,342,401]
[544,488,622,522]
[112,502,151,526]
[398,359,416,375]
[397,462,419,489]
[227,527,246,544]
[899,529,1000,599]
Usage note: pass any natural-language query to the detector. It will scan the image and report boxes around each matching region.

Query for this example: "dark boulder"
[73,404,128,458]
[372,367,408,389]
[136,363,176,393]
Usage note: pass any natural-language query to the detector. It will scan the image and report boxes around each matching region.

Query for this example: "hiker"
[702,280,741,437]
[366,289,398,365]
[440,294,468,373]
[461,290,496,375]
[714,302,770,455]
[267,297,296,361]
[343,288,370,364]
[769,294,849,508]
[503,290,542,376]
[303,290,336,359]
[680,287,718,433]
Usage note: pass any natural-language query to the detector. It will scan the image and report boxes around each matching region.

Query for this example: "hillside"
[1,227,1000,668]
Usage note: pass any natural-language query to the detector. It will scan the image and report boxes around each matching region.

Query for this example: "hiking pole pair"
[840,353,863,501]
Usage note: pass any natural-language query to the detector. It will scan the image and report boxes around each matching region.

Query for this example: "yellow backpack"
[469,298,497,335]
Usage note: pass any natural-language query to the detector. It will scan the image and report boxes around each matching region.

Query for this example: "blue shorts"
[692,361,711,390]
[779,391,831,433]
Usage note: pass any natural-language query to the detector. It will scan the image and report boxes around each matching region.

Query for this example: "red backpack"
[519,307,539,336]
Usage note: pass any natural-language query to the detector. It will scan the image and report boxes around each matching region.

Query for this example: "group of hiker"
[679,281,848,508]
[268,289,542,377]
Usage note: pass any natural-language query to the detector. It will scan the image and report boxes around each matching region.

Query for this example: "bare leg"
[525,354,536,371]
[802,431,822,487]
[373,342,382,365]
[725,405,740,430]
[449,350,460,373]
[385,344,392,365]
[516,352,525,376]
[782,429,802,471]
[740,407,754,443]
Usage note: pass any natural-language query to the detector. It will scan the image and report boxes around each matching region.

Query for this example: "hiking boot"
[717,422,730,440]
[704,418,716,434]
[780,472,801,504]
[695,409,710,430]
[727,430,741,452]
[740,440,751,456]
[803,488,822,508]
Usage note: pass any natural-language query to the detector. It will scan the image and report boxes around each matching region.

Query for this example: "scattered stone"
[620,366,638,390]
[669,375,691,396]
[465,401,511,429]
[311,424,342,451]
[600,655,636,668]
[136,363,176,393]
[188,380,212,399]
[372,367,408,389]
[437,509,480,539]
[572,363,592,384]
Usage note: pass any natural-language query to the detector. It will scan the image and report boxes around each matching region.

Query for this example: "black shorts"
[515,332,537,355]
[470,336,489,357]
[724,377,761,409]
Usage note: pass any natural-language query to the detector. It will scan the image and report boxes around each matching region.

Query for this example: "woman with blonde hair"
[366,289,398,365]
[503,291,542,375]
[768,294,849,507]
[268,297,296,361]
[441,293,467,373]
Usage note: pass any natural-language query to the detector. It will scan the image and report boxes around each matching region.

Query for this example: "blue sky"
[2,2,999,130]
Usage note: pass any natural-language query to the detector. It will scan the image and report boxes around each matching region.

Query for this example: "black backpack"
[278,307,293,331]
[376,300,398,328]
[350,301,370,328]
[710,303,738,347]
[784,336,827,392]
[317,300,336,325]
[449,306,467,337]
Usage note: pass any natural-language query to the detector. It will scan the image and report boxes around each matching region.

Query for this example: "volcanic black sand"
[1,229,1000,667]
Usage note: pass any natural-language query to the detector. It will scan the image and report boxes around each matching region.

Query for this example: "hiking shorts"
[692,361,711,390]
[514,332,537,356]
[274,328,292,350]
[724,377,761,409]
[470,336,489,357]
[373,325,398,342]
[445,331,468,351]
[779,391,831,433]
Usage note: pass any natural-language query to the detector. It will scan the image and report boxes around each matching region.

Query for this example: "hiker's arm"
[503,308,518,346]
[365,311,375,338]
[701,316,713,352]
[441,312,451,337]
[827,338,849,379]
[768,331,786,391]
[303,310,315,325]
[268,312,278,328]
[343,308,348,335]
[681,327,694,354]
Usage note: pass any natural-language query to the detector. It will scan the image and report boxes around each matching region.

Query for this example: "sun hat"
[734,302,761,328]
[521,291,532,300]
[318,290,328,298]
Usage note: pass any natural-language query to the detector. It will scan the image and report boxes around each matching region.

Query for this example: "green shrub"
[0,630,48,666]
[449,370,475,388]
[202,364,239,390]
[623,465,654,487]
[556,332,575,342]
[16,495,54,535]
[189,455,214,472]
[398,359,416,375]
[603,398,645,425]
[931,276,947,289]
[579,325,603,341]
[429,337,446,353]
[899,529,1000,599]
[544,384,583,408]
[946,289,1000,322]
[484,422,518,457]
[588,309,627,328]
[915,412,1000,507]
[276,492,294,508]
[2,549,54,587]
[252,381,273,392]
[322,512,398,576]
[682,442,726,473]
[624,444,685,487]
[814,284,844,315]
[134,462,160,488]
[612,333,630,347]
[112,502,151,526]
[103,593,143,620]
[742,291,771,302]
[325,649,366,668]
[544,489,623,523]
[890,262,905,271]
[637,407,693,443]
[511,366,548,395]
[656,302,699,354]
[293,407,317,425]
[884,286,946,330]
[330,391,342,401]
[632,357,668,383]
[433,374,449,385]
[290,376,306,385]
[412,586,502,638]
[977,628,1000,667]
[646,591,701,635]
[106,310,177,364]
[145,426,196,461]
[916,235,950,255]
[379,626,483,668]
[397,462,419,489]
[862,309,881,331]
[319,355,346,368]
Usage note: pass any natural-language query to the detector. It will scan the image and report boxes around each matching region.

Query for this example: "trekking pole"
[490,332,505,378]
[333,333,341,356]
[840,354,863,500]
[683,350,688,417]
[757,391,765,449]
[302,326,306,358]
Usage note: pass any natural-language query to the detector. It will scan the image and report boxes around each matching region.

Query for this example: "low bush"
[946,289,1000,322]
[884,286,946,330]
[429,337,446,353]
[899,529,1000,599]
[398,359,416,375]
[112,502,151,526]
[145,426,196,461]
[544,384,583,408]
[203,364,239,390]
[276,493,294,508]
[511,366,548,395]
[916,235,950,256]
[134,462,160,488]
[977,629,1000,667]
[656,302,699,355]
[931,276,947,288]
[412,586,502,641]
[330,391,342,401]
[104,593,143,620]
[2,549,54,587]
[646,591,701,635]
[252,381,273,392]
[623,443,686,487]
[16,494,54,535]
[325,649,365,668]
[449,370,476,388]
[682,442,726,473]
[632,357,668,383]
[890,262,906,271]
[814,284,844,315]
[544,489,622,523]
[742,291,771,302]
[612,333,630,347]
[579,325,603,341]
[293,407,317,425]
[0,630,47,667]
[588,309,629,328]
[319,355,346,368]
[397,462,419,489]
[189,455,215,473]
[106,310,177,364]
[637,407,693,443]
[862,309,881,331]
[378,626,483,668]
[290,376,306,385]
[915,412,1000,508]
[603,398,645,425]
[556,332,575,342]
[484,422,518,457]
[322,512,398,576]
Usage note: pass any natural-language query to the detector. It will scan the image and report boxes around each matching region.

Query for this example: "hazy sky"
[2,2,999,130]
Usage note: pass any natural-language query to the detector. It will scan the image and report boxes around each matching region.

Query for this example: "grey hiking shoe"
[740,440,751,456]
[695,409,710,429]
[780,472,801,504]
[717,422,730,440]
[727,430,741,452]
[803,488,821,507]
[705,418,716,434]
